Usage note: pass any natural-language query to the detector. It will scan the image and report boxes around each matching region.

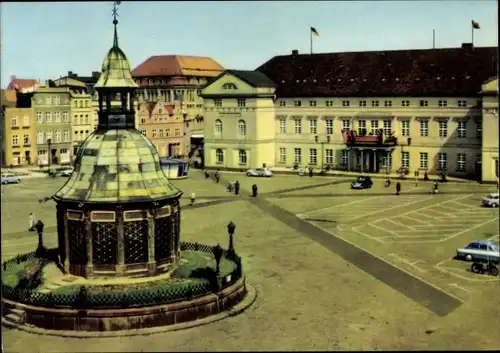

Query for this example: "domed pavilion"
[53,15,183,278]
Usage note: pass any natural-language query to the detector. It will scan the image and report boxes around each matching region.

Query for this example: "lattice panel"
[124,220,148,264]
[67,221,87,265]
[92,222,118,265]
[172,212,180,253]
[154,217,171,261]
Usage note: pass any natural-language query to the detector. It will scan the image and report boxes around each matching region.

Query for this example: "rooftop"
[222,70,276,88]
[132,55,225,78]
[6,76,40,93]
[256,46,498,97]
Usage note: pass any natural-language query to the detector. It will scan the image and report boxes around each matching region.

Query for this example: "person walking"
[204,170,210,179]
[190,192,196,206]
[252,184,258,197]
[309,167,313,178]
[396,182,401,196]
[215,170,220,183]
[29,213,35,232]
[234,181,240,195]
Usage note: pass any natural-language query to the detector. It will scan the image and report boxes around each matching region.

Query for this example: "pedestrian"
[215,170,220,183]
[234,181,240,195]
[252,184,258,197]
[29,213,35,232]
[204,170,210,179]
[227,182,233,193]
[309,167,313,178]
[396,182,401,196]
[190,192,196,206]
[433,181,439,194]
[424,171,429,181]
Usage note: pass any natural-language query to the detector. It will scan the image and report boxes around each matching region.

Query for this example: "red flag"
[472,20,480,29]
[311,27,319,36]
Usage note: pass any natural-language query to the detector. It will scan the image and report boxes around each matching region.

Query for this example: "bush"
[16,259,45,290]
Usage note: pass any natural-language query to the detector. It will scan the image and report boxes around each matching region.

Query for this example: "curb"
[2,283,257,338]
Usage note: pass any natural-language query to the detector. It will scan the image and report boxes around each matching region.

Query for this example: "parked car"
[482,193,499,208]
[59,168,74,177]
[351,176,373,189]
[1,174,21,184]
[456,240,500,263]
[246,168,273,177]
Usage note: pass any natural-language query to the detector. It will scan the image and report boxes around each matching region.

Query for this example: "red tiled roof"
[1,89,17,106]
[132,55,224,78]
[256,46,498,97]
[7,76,39,92]
[164,104,174,116]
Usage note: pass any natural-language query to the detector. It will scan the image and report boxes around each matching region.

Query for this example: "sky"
[1,1,498,88]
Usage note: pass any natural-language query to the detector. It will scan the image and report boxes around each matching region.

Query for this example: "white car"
[456,240,500,263]
[482,193,499,208]
[246,168,273,177]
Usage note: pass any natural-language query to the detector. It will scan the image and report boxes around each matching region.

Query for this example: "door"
[168,144,173,156]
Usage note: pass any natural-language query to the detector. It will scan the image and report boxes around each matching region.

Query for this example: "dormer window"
[222,83,238,90]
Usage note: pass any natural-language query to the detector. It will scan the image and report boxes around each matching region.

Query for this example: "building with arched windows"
[201,46,499,182]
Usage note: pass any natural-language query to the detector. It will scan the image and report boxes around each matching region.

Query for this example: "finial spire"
[112,1,121,47]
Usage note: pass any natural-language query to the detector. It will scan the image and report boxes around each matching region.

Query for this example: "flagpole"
[432,29,435,49]
[471,25,474,46]
[310,28,313,55]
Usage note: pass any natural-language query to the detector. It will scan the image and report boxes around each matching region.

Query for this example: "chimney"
[461,43,473,49]
[92,71,100,78]
[291,49,299,56]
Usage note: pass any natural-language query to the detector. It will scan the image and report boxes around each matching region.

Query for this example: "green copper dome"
[53,129,182,204]
[94,27,138,89]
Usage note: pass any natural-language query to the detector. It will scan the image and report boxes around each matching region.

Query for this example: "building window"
[358,120,366,135]
[294,100,302,107]
[342,119,350,132]
[341,150,349,166]
[63,130,69,142]
[309,100,317,107]
[11,116,18,127]
[371,100,379,107]
[79,115,84,125]
[215,149,224,164]
[325,149,333,165]
[12,135,19,146]
[359,100,367,107]
[279,118,286,134]
[140,129,147,136]
[23,134,29,145]
[384,100,392,107]
[237,120,246,136]
[419,152,428,169]
[383,119,392,136]
[438,152,447,170]
[159,129,164,138]
[174,128,181,136]
[279,147,286,163]
[420,120,429,137]
[222,83,237,90]
[165,129,170,137]
[60,148,68,155]
[37,132,44,144]
[309,148,317,165]
[45,130,53,142]
[279,101,286,107]
[438,120,448,137]
[370,120,379,135]
[476,121,482,138]
[456,154,466,172]
[294,119,302,134]
[238,150,247,164]
[457,100,467,107]
[401,100,410,107]
[36,112,42,123]
[326,100,333,107]
[419,100,428,107]
[23,116,29,127]
[55,96,60,105]
[294,148,302,164]
[457,121,467,138]
[401,120,410,137]
[438,100,448,107]
[326,119,334,135]
[54,112,61,122]
[214,99,222,107]
[45,96,51,105]
[342,100,350,107]
[45,112,52,123]
[214,119,223,134]
[237,99,246,107]
[55,130,61,143]
[401,151,410,168]
[309,119,317,134]
[152,129,157,138]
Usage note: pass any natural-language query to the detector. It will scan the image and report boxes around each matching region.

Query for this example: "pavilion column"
[84,212,94,278]
[386,150,390,174]
[360,149,364,173]
[170,90,174,102]
[347,149,352,172]
[373,150,377,173]
[147,211,156,275]
[121,90,127,110]
[106,92,111,110]
[116,210,125,274]
[63,213,70,274]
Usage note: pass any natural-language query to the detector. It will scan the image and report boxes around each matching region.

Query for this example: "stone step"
[5,313,23,324]
[9,308,24,316]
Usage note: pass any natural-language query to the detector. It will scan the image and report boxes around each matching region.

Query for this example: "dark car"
[351,176,373,189]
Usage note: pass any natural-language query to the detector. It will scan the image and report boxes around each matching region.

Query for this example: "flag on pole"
[311,27,319,36]
[472,20,480,29]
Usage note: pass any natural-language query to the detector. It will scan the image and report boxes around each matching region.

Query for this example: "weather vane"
[112,1,121,25]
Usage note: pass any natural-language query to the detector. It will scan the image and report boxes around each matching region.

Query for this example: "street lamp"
[227,221,236,251]
[47,138,52,173]
[314,135,331,172]
[35,219,46,256]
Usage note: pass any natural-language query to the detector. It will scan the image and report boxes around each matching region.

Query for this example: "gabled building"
[479,77,499,182]
[6,75,40,93]
[201,45,499,182]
